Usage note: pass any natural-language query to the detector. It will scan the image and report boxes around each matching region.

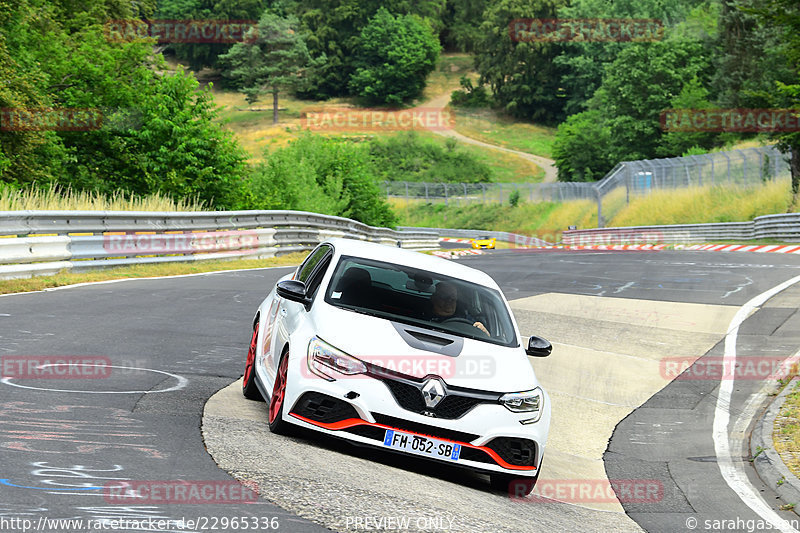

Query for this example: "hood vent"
[392,322,463,357]
[407,330,453,347]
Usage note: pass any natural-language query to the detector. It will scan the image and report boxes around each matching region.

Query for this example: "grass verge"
[774,380,800,479]
[0,253,308,295]
[395,180,796,241]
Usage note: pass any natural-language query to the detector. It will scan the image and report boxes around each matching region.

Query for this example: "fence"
[383,145,791,227]
[0,210,439,280]
[383,181,596,205]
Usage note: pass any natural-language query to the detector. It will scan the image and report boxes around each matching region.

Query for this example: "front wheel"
[242,321,263,401]
[268,350,292,435]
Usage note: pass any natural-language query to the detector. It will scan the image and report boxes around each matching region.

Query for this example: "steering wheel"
[442,317,473,325]
[442,317,490,337]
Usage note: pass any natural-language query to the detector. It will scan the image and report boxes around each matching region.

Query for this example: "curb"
[685,244,800,254]
[431,249,484,259]
[516,243,800,253]
[751,377,800,506]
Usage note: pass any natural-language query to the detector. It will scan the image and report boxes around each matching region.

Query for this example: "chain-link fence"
[383,145,791,227]
[381,181,597,205]
[595,145,790,226]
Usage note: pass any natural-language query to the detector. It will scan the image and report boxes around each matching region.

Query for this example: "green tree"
[553,0,701,117]
[656,76,718,157]
[349,8,441,105]
[155,0,269,70]
[1,0,249,207]
[712,0,794,109]
[293,0,445,99]
[552,110,613,182]
[0,1,64,185]
[474,0,568,124]
[749,0,800,201]
[440,0,487,52]
[593,40,711,162]
[219,12,318,124]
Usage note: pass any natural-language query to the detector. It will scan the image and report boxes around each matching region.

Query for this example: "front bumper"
[278,355,550,477]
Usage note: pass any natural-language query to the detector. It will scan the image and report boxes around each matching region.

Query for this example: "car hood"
[311,304,539,393]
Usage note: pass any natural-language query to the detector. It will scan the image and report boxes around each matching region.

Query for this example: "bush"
[367,132,491,183]
[246,134,397,227]
[450,76,491,108]
[552,110,615,182]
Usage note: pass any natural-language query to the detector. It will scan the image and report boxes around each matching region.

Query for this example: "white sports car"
[242,238,551,494]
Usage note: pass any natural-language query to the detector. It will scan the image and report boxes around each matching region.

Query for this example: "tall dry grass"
[0,185,207,212]
[609,180,793,227]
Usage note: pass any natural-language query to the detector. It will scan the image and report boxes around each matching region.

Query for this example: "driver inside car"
[429,281,490,336]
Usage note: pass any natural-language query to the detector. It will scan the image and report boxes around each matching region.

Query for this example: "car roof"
[323,238,498,288]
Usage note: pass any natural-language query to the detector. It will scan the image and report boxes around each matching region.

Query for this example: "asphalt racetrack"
[2,248,800,532]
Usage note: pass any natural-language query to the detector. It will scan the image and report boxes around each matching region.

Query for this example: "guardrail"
[0,210,440,280]
[562,213,800,245]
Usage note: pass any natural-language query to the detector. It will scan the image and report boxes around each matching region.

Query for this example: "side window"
[297,245,332,284]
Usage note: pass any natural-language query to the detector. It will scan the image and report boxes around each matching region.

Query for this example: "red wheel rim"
[243,322,259,389]
[269,353,288,423]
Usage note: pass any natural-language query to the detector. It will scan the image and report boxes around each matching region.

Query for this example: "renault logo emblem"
[421,378,445,409]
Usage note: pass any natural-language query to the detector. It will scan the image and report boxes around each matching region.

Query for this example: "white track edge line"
[714,273,800,533]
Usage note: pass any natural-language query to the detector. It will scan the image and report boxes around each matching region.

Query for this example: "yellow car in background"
[471,236,496,249]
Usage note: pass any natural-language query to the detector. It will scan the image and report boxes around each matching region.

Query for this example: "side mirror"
[277,280,311,308]
[525,336,552,357]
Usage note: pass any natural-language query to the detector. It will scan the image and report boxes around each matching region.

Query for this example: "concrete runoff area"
[202,292,739,531]
[512,293,739,513]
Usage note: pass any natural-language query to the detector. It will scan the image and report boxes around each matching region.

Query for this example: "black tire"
[242,321,263,401]
[267,350,292,435]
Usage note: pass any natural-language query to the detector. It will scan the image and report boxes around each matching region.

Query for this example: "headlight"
[307,337,366,381]
[500,387,543,424]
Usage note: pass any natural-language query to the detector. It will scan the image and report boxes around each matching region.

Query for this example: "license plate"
[382,430,461,461]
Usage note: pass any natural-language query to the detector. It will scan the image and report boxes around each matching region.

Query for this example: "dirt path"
[417,91,559,183]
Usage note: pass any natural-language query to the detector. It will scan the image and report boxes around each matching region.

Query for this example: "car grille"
[486,437,537,467]
[375,373,498,420]
[290,392,359,424]
[371,413,480,443]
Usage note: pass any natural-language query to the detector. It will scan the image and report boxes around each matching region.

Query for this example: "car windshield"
[324,256,518,347]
